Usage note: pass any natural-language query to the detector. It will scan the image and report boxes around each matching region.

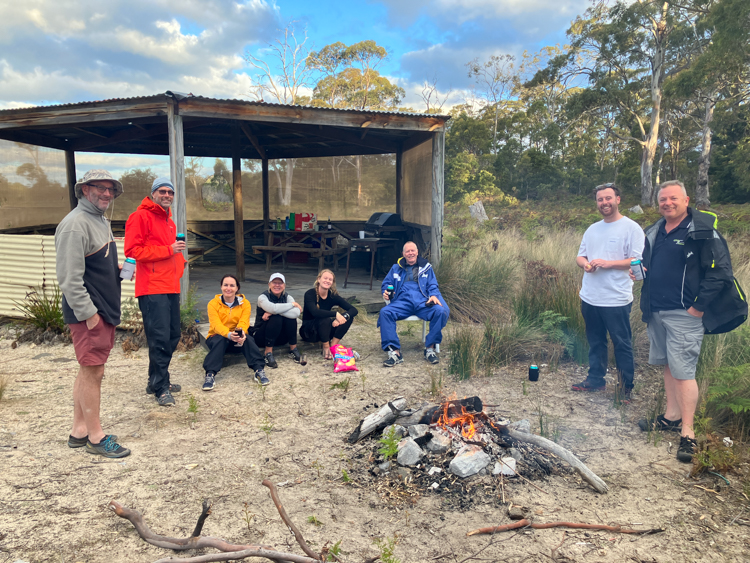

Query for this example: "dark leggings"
[300,316,353,343]
[253,315,298,348]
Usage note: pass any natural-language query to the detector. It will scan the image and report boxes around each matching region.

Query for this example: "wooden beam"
[65,150,77,211]
[240,123,266,159]
[0,129,69,151]
[262,158,270,243]
[430,131,445,266]
[167,101,189,304]
[232,125,245,281]
[396,149,403,217]
[73,127,108,139]
[0,101,168,130]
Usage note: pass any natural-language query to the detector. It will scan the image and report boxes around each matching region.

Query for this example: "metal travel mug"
[631,259,645,281]
[529,365,539,381]
[386,285,395,302]
[120,257,136,280]
[176,233,186,242]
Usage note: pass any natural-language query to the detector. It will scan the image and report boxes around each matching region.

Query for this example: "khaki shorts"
[647,309,705,380]
[69,319,115,366]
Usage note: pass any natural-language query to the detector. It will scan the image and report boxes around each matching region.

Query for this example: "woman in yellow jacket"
[203,274,268,390]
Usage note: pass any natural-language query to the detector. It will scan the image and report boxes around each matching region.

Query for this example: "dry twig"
[467,519,664,537]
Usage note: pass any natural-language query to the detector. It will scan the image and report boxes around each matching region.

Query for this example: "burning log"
[348,397,408,443]
[506,429,608,494]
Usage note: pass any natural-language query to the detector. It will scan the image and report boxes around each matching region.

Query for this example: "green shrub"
[13,286,66,333]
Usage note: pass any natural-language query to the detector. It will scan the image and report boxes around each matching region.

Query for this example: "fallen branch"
[467,519,665,537]
[262,479,321,560]
[347,397,407,443]
[506,429,609,494]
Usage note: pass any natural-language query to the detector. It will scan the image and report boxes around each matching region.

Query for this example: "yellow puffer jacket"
[207,294,251,338]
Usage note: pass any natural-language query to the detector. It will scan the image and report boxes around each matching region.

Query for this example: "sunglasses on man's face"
[86,183,117,194]
[155,189,175,196]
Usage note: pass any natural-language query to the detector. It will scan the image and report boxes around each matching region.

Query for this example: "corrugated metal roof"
[0,234,135,318]
[0,92,451,120]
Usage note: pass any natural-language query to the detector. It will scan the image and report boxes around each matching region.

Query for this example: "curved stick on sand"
[506,428,609,494]
[262,479,322,560]
[467,519,664,537]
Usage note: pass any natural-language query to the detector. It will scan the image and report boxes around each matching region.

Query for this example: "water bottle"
[176,233,185,242]
[120,258,136,280]
[631,259,645,281]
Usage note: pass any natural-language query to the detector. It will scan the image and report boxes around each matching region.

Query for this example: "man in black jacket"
[639,181,747,463]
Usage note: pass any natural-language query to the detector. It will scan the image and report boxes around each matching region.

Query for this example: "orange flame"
[437,403,477,440]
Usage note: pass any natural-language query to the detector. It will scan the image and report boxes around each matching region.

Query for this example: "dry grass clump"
[0,374,9,402]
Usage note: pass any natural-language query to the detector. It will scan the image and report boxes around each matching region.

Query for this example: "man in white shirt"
[574,183,645,401]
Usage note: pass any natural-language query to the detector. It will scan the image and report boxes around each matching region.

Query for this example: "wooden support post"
[64,150,77,211]
[168,101,189,304]
[431,131,445,266]
[232,125,245,281]
[262,158,270,245]
[395,149,403,216]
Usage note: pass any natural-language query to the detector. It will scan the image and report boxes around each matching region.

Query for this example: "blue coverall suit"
[378,256,450,351]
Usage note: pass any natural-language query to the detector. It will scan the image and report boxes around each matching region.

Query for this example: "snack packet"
[332,344,359,373]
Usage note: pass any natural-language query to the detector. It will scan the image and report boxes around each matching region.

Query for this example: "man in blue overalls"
[378,242,450,366]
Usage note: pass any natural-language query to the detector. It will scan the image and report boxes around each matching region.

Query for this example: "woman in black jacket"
[300,269,358,359]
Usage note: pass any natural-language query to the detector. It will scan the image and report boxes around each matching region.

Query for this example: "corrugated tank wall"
[0,234,135,318]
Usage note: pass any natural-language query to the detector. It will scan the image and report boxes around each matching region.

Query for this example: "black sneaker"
[383,348,403,367]
[202,372,216,391]
[265,353,278,368]
[677,436,697,463]
[68,434,118,448]
[254,369,270,386]
[424,348,439,364]
[571,379,606,392]
[156,390,176,407]
[86,435,130,458]
[638,414,682,432]
[146,383,182,394]
[289,348,302,363]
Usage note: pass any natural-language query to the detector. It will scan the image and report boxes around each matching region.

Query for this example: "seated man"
[378,242,449,366]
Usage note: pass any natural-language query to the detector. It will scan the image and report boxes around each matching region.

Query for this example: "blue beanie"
[151,177,175,193]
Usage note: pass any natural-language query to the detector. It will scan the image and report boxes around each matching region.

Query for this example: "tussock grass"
[13,286,66,333]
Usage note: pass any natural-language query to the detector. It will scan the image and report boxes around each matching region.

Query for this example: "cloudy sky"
[0,0,590,178]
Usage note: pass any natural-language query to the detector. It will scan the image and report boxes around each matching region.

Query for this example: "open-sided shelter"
[0,92,449,303]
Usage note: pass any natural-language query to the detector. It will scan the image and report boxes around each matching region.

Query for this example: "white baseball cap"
[269,273,286,283]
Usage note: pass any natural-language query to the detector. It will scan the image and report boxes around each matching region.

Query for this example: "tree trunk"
[695,97,715,208]
[655,123,665,187]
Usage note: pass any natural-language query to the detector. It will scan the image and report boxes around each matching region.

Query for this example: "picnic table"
[252,229,346,271]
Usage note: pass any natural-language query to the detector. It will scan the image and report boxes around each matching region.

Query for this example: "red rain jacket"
[124,197,185,297]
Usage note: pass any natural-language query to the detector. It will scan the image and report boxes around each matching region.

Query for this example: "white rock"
[397,437,424,466]
[408,424,430,439]
[469,200,489,222]
[508,419,531,433]
[382,424,407,438]
[425,432,451,453]
[629,205,644,214]
[449,445,491,478]
[499,457,516,475]
[428,466,442,476]
[430,482,439,490]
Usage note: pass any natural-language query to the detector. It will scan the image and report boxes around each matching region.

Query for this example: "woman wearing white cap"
[253,273,302,368]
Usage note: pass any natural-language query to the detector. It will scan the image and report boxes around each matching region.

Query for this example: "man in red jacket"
[125,177,186,406]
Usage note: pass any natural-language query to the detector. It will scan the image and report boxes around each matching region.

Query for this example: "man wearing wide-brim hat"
[55,169,130,458]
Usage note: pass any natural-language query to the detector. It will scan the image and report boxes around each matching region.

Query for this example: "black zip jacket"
[640,208,747,334]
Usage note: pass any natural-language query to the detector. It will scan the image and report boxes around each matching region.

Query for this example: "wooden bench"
[252,245,346,271]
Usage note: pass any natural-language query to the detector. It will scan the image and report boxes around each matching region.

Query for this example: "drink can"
[631,259,645,281]
[120,258,136,280]
[529,365,539,382]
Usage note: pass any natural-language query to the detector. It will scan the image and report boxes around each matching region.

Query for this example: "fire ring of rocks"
[347,397,590,509]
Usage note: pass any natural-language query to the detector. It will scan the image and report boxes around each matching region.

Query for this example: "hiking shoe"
[68,434,117,448]
[571,379,606,392]
[424,348,439,364]
[254,369,270,386]
[86,435,130,458]
[617,386,634,404]
[289,348,302,363]
[383,348,403,367]
[202,372,216,391]
[156,390,175,407]
[265,353,278,368]
[146,383,182,394]
[638,414,682,432]
[677,436,697,463]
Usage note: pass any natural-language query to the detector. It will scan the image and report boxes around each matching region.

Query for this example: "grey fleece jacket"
[55,197,122,326]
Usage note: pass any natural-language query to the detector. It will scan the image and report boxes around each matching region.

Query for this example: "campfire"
[348,396,608,498]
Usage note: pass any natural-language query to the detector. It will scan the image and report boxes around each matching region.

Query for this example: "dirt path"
[0,322,747,563]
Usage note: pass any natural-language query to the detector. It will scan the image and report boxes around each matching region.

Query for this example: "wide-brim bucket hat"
[74,169,124,199]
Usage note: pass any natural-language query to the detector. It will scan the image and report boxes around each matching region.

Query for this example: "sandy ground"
[1,319,748,563]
